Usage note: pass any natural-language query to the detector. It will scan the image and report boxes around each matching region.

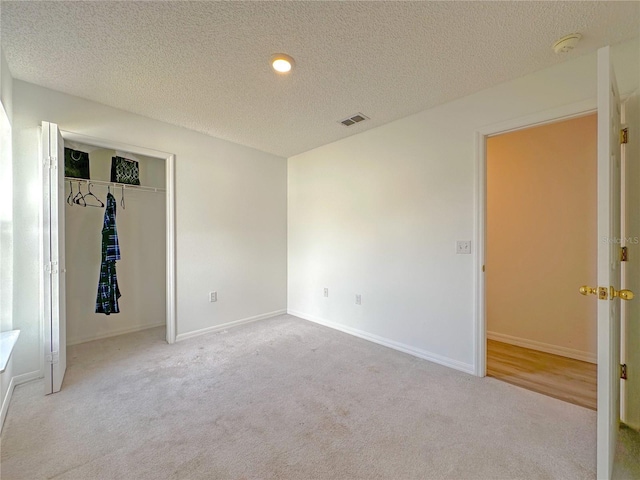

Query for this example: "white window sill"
[0,330,20,374]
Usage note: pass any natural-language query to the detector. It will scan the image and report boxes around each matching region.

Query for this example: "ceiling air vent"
[339,113,369,127]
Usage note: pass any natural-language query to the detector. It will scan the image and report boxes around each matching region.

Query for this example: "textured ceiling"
[1,1,639,158]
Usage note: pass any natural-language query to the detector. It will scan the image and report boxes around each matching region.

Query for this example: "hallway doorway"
[485,113,598,410]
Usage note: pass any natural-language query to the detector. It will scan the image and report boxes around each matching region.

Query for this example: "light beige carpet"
[1,314,597,479]
[613,424,640,479]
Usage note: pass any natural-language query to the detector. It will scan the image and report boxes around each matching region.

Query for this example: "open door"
[621,89,640,431]
[42,121,67,394]
[591,46,634,480]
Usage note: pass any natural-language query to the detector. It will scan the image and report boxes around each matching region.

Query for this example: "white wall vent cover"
[339,113,369,127]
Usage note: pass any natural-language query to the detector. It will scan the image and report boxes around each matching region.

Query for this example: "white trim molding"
[165,154,177,345]
[13,370,43,385]
[289,310,475,375]
[2,369,43,433]
[67,322,166,346]
[175,310,287,342]
[1,375,15,432]
[487,331,597,364]
[473,131,487,378]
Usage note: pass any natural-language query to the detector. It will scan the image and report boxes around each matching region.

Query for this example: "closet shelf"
[65,177,165,193]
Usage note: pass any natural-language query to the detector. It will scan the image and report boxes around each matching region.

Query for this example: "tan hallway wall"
[487,114,597,361]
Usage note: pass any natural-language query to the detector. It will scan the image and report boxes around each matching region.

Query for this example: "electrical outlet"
[323,288,329,297]
[209,291,217,302]
[456,240,471,254]
[355,294,362,305]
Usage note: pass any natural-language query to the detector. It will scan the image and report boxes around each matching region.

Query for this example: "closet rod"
[64,177,166,193]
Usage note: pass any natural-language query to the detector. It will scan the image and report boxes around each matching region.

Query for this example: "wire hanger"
[66,181,74,206]
[73,181,86,207]
[120,185,126,210]
[84,183,104,208]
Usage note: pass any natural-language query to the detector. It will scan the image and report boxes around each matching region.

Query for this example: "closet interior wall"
[65,147,166,345]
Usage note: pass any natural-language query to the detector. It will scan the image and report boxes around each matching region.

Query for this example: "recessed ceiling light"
[271,54,295,73]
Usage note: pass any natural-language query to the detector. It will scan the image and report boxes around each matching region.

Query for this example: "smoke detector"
[552,33,582,54]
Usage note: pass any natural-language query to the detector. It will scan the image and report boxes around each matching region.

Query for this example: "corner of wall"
[288,310,475,375]
[1,366,42,433]
[0,45,14,123]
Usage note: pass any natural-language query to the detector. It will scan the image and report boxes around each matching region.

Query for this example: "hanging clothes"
[95,192,121,315]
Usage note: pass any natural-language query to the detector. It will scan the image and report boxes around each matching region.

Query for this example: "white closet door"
[42,121,67,394]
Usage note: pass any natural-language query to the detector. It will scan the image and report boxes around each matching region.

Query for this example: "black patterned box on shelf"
[64,148,90,179]
[110,156,140,185]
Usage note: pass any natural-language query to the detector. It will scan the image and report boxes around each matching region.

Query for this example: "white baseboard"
[487,331,597,364]
[13,370,43,385]
[67,322,166,346]
[288,309,475,375]
[175,309,287,342]
[1,369,42,433]
[1,375,16,433]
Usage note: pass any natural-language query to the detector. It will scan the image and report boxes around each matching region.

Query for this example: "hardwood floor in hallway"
[487,339,597,410]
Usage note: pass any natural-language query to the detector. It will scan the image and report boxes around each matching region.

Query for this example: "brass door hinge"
[621,363,628,380]
[621,246,628,262]
[621,128,628,144]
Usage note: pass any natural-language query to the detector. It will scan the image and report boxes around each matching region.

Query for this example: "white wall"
[12,81,287,378]
[64,149,166,345]
[0,45,13,334]
[486,115,597,362]
[0,43,14,429]
[288,39,639,373]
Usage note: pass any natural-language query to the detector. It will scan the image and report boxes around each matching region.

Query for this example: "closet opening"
[64,141,168,346]
[41,123,176,394]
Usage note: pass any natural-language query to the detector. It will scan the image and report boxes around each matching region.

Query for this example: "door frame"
[473,98,597,377]
[44,129,177,351]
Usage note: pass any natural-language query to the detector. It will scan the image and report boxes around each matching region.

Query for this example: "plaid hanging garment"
[96,193,121,315]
